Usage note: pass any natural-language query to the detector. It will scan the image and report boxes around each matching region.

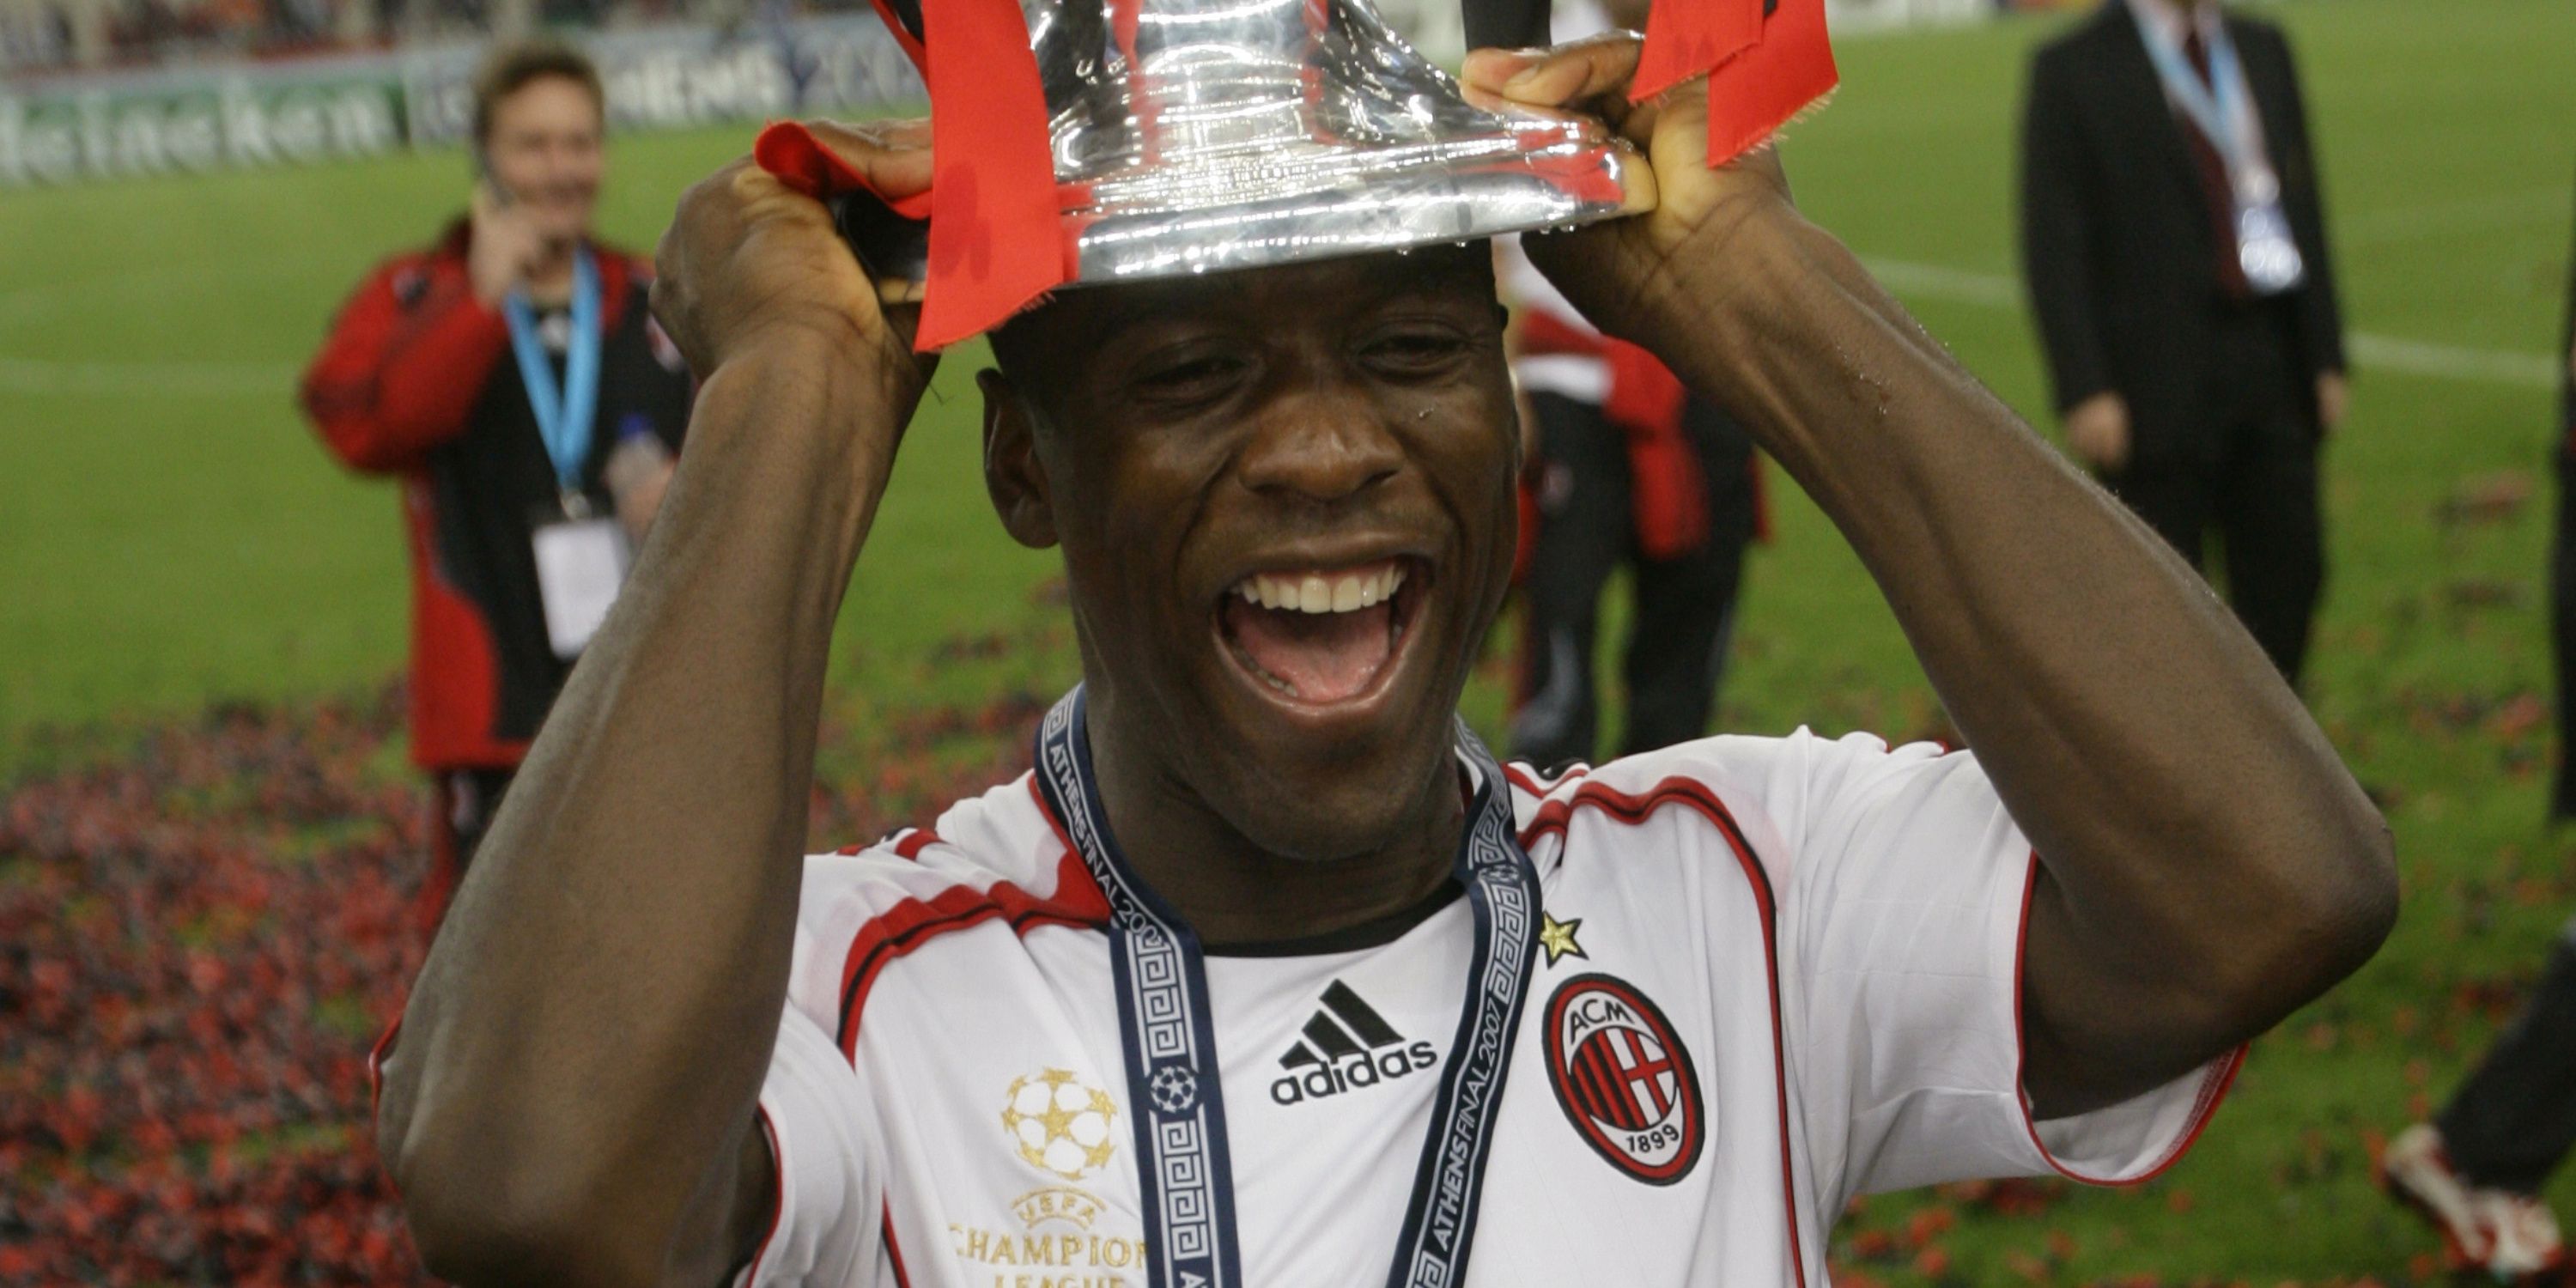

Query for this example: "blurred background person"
[1500,230,1762,769]
[1491,0,1761,771]
[2555,170,2576,820]
[297,39,690,918]
[1488,0,1762,770]
[2373,171,2576,1288]
[2380,912,2576,1281]
[2018,0,2346,687]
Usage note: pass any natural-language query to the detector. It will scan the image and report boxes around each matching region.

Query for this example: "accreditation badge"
[530,497,633,659]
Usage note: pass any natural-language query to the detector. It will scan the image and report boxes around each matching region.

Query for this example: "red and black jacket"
[301,221,693,771]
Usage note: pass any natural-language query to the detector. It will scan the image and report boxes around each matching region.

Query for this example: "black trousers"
[2103,306,2324,687]
[2551,453,2576,819]
[2437,914,2576,1195]
[1510,393,1757,768]
[426,766,515,923]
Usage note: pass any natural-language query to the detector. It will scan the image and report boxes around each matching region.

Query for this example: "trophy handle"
[829,188,933,307]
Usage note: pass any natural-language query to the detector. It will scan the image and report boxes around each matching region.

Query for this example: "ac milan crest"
[1543,974,1704,1185]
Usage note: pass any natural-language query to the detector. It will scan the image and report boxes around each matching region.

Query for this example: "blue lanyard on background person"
[502,245,604,515]
[1033,688,1543,1288]
[2128,1,2257,174]
[2126,0,2305,295]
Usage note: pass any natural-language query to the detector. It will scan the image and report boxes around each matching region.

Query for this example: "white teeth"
[1232,564,1410,614]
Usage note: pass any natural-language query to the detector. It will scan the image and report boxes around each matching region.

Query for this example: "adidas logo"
[1269,981,1438,1107]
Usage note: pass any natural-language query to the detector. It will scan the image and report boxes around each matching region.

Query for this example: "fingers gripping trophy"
[368,0,2401,1284]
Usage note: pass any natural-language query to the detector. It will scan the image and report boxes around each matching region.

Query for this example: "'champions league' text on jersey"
[737,729,2239,1286]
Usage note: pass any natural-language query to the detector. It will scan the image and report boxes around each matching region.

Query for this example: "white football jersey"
[743,728,2238,1287]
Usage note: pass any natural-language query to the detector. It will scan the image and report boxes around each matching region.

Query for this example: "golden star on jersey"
[1538,911,1587,965]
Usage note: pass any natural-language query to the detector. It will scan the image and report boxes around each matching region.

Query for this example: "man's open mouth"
[1216,558,1427,708]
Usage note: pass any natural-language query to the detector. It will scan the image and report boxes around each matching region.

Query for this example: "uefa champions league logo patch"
[1001,1067,1121,1181]
[1148,1061,1200,1114]
[1543,975,1705,1185]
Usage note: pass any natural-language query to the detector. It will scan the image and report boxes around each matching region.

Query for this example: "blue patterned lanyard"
[2128,1,2255,172]
[1034,688,1541,1288]
[502,245,603,507]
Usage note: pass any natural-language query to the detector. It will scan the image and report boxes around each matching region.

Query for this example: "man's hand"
[1458,38,2391,1122]
[1461,35,1795,352]
[2315,371,2349,435]
[653,118,931,388]
[2062,392,2132,472]
[467,183,549,306]
[380,123,949,1288]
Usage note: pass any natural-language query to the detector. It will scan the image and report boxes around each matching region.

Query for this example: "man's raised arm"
[1468,39,2395,1119]
[374,125,933,1286]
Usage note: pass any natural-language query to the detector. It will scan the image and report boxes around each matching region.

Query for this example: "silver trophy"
[838,0,1650,294]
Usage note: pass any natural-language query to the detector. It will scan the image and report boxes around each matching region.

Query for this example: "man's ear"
[980,368,1060,550]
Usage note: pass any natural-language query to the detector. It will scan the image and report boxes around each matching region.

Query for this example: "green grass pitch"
[4,0,2576,1279]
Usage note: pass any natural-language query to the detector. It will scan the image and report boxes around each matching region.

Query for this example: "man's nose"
[1234,385,1405,507]
[544,139,591,181]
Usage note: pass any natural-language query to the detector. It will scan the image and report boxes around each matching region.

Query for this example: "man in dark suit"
[2375,177,2576,1284]
[2555,177,2576,820]
[2020,0,2346,685]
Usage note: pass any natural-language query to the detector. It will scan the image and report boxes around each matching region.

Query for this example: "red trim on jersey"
[360,1018,412,1207]
[883,1200,913,1287]
[366,1017,402,1114]
[1504,761,1591,800]
[834,848,1111,1058]
[2008,852,2243,1184]
[740,1107,786,1285]
[1516,775,1807,1285]
[1027,772,1078,854]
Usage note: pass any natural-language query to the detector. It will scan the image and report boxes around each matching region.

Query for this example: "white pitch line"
[1857,255,2562,392]
[0,257,2556,398]
[1857,257,2024,308]
[2346,334,2561,390]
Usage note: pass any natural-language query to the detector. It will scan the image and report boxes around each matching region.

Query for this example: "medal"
[2235,204,2306,296]
[2127,1,2306,297]
[1035,688,1542,1288]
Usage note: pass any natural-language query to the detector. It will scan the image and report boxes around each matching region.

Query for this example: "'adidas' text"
[1269,981,1438,1106]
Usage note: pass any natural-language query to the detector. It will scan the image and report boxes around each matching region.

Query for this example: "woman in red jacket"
[301,40,693,918]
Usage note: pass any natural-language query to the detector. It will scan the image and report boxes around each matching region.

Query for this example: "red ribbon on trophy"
[758,0,1066,353]
[1638,0,1839,167]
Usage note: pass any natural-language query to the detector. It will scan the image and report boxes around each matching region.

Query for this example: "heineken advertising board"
[0,15,925,188]
[0,0,1973,189]
[0,69,404,185]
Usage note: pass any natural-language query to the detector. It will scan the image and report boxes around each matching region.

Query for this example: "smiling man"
[371,16,2396,1288]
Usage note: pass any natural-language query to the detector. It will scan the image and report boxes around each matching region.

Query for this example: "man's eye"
[1363,331,1473,373]
[1136,355,1247,401]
